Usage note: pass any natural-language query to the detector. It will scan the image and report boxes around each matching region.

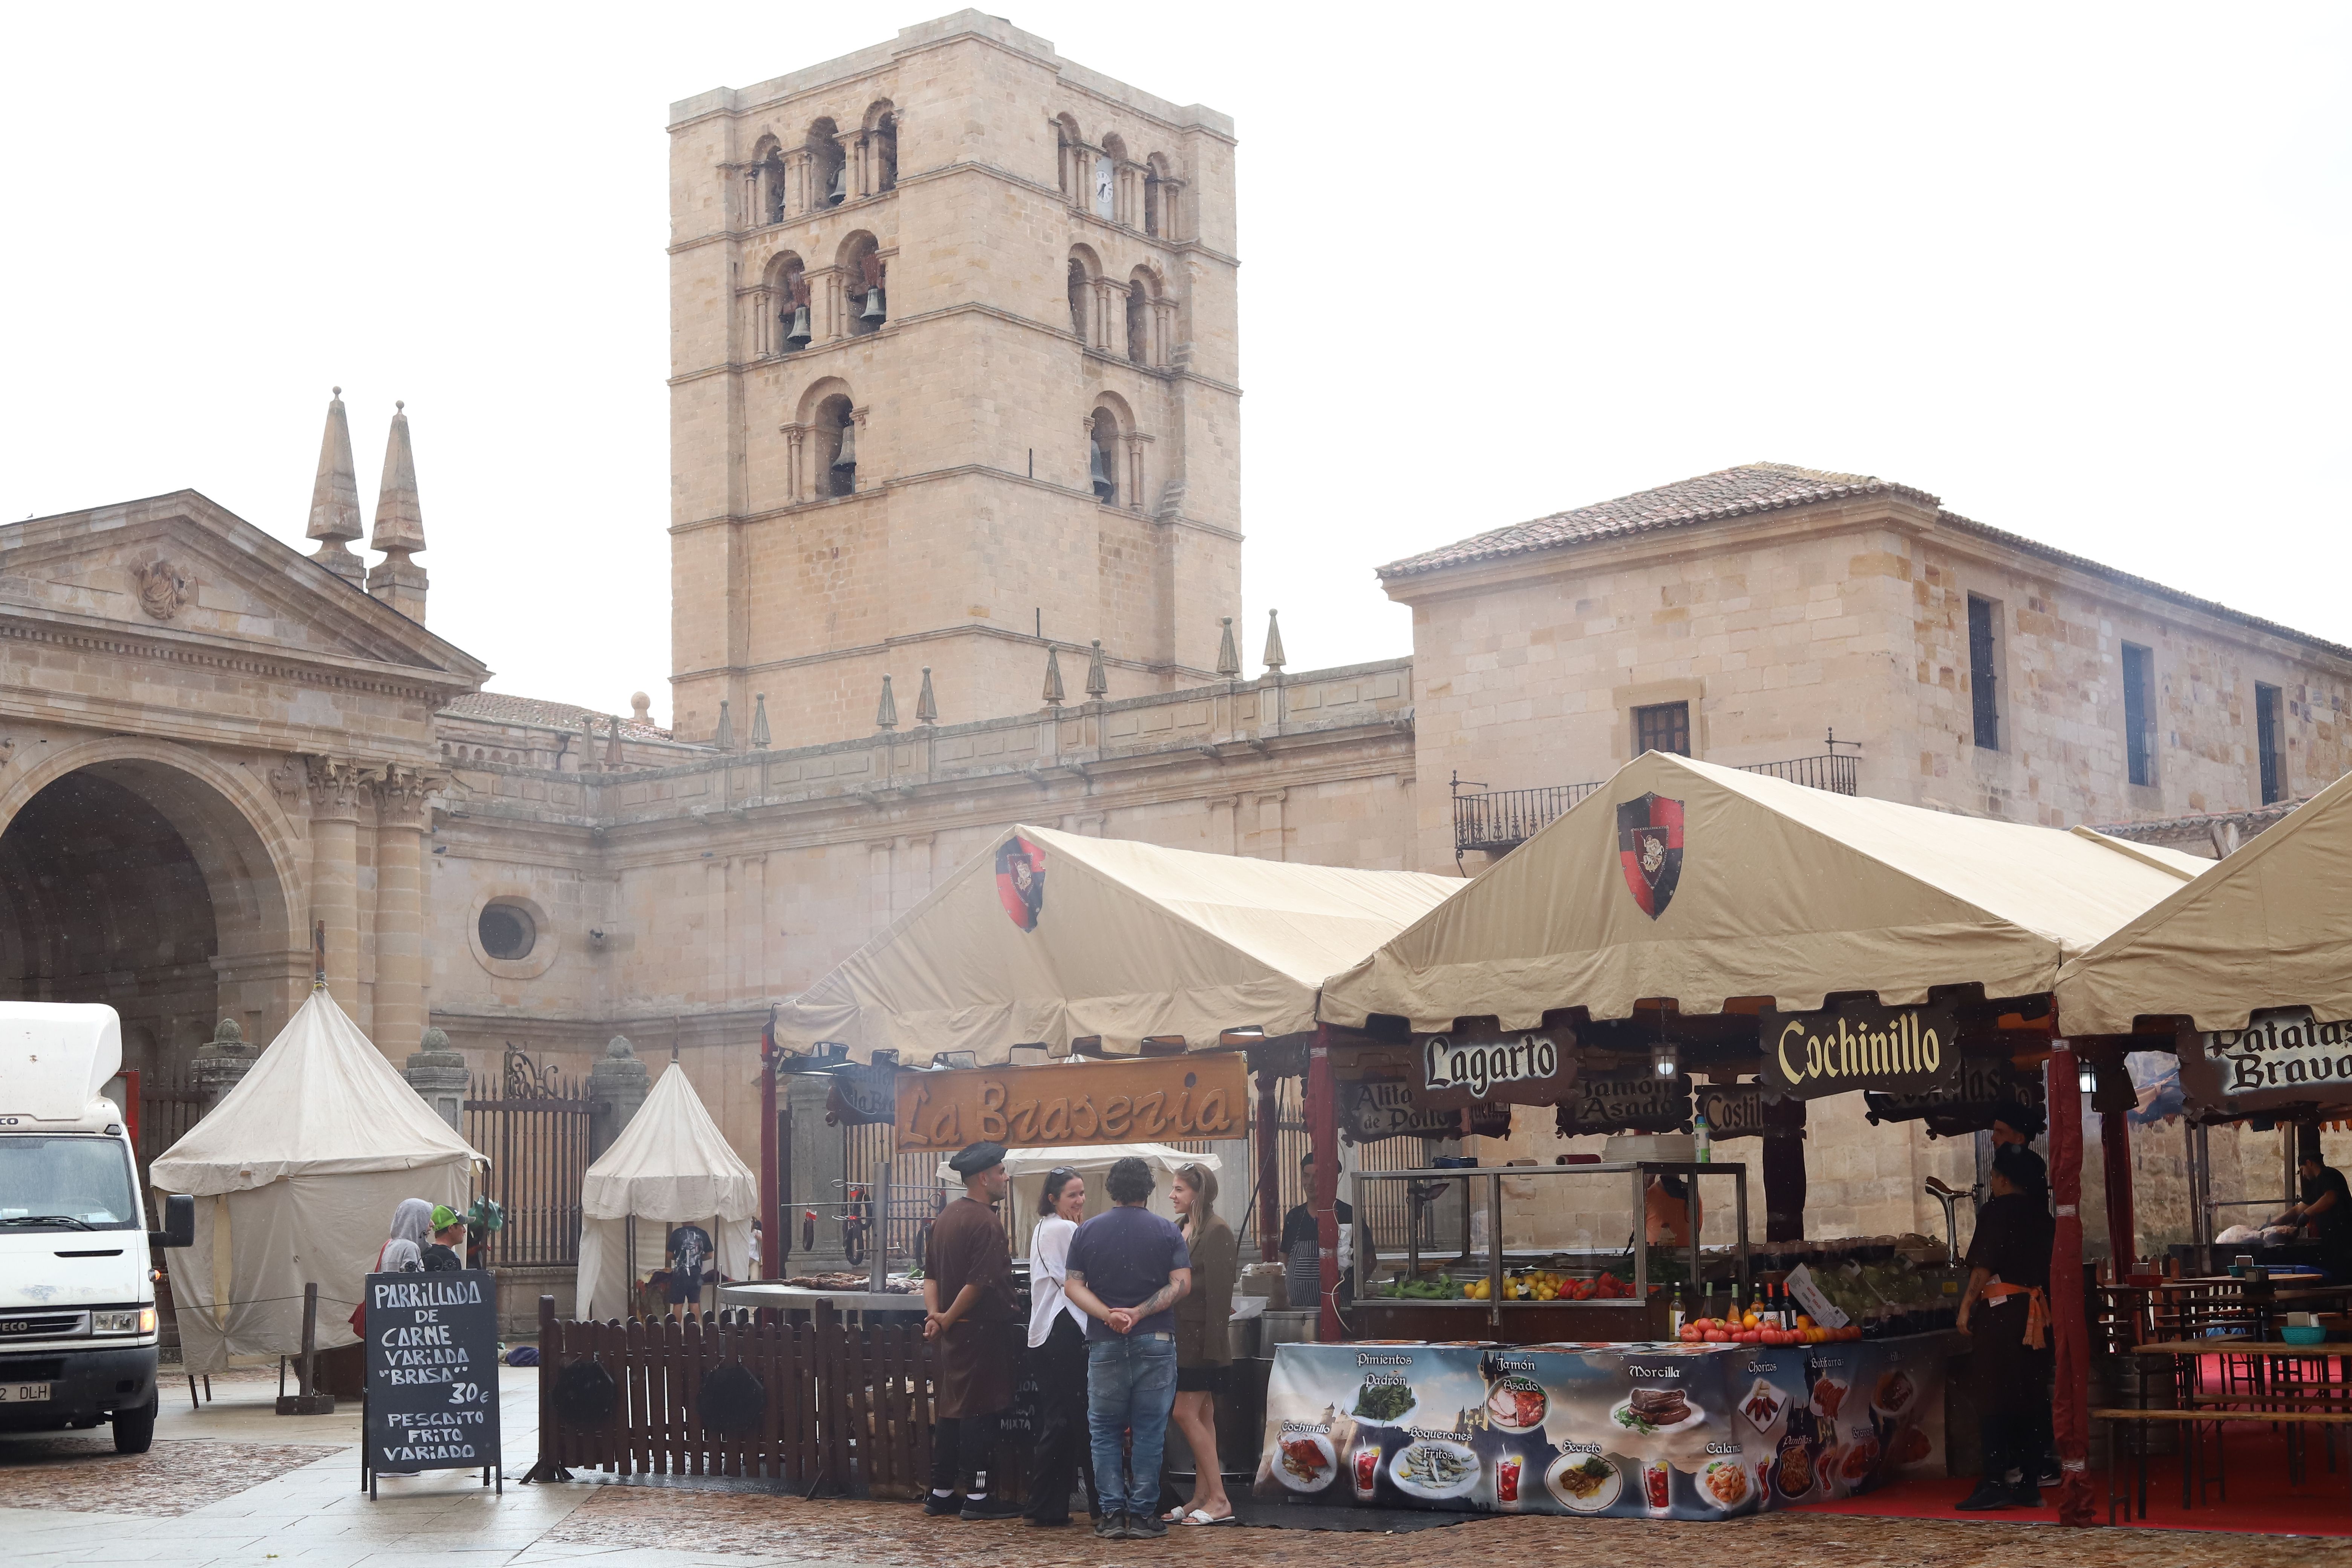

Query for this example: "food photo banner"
[1253,1335,1952,1520]
[892,1054,1248,1152]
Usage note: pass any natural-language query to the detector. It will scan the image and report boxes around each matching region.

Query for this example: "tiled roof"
[1379,463,1935,577]
[440,691,674,741]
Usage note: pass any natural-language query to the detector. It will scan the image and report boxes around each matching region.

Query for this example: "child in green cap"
[422,1205,467,1272]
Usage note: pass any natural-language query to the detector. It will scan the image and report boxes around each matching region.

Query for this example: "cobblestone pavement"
[0,1367,2332,1566]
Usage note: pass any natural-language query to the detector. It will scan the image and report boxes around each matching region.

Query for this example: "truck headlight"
[92,1309,155,1334]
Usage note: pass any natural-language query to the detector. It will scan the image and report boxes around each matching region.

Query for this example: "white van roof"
[0,1003,124,1122]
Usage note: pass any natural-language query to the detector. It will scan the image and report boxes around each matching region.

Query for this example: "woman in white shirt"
[1022,1167,1095,1526]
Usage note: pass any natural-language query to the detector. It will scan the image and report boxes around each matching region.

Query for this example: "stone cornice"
[0,603,479,705]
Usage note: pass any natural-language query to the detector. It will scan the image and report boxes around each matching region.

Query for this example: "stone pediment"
[0,490,489,694]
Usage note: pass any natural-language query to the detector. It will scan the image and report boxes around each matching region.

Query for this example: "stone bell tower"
[666,11,1241,747]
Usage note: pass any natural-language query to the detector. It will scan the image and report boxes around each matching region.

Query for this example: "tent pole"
[759,1019,780,1280]
[2099,1099,2136,1272]
[1308,1024,1341,1342]
[1255,1067,1282,1263]
[2046,1037,2096,1526]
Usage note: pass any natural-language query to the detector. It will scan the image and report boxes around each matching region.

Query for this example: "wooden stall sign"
[1756,1000,1961,1100]
[893,1054,1247,1153]
[1338,1031,1577,1112]
[823,1063,894,1127]
[1338,1077,1513,1144]
[2180,1006,2352,1115]
[1556,1074,1692,1136]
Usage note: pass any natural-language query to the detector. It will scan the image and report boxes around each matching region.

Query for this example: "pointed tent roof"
[149,989,485,1196]
[579,1061,758,1222]
[1320,752,2211,1034]
[775,824,1464,1063]
[369,400,425,555]
[2055,769,2352,1035]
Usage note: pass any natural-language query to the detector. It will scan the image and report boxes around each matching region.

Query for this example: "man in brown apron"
[923,1140,1022,1520]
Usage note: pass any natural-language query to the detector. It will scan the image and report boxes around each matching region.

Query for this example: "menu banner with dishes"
[1756,1001,1962,1101]
[1252,1335,1951,1519]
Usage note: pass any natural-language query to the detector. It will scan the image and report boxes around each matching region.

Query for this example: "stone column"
[404,1025,469,1132]
[190,1017,260,1111]
[785,1072,852,1272]
[587,1035,650,1161]
[303,756,368,1018]
[372,767,435,1059]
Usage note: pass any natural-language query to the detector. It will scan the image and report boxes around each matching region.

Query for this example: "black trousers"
[931,1406,1005,1496]
[1970,1301,2052,1480]
[1024,1314,1096,1521]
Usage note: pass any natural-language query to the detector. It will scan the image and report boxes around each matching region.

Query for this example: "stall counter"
[1251,1332,1956,1520]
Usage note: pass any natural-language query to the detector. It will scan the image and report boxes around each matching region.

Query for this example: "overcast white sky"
[3,4,2346,726]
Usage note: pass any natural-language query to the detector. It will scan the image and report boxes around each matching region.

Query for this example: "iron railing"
[1452,747,1860,861]
[465,1051,599,1268]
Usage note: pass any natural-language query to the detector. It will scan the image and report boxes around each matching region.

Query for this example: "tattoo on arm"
[1133,1275,1187,1319]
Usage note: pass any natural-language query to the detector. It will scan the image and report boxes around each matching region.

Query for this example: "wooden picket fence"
[532,1296,941,1495]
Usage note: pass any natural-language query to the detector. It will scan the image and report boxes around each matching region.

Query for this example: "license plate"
[0,1383,51,1403]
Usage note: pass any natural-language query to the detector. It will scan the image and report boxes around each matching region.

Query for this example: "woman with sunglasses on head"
[1160,1163,1237,1525]
[1022,1167,1096,1527]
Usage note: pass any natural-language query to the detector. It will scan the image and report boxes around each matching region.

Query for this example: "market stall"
[575,1060,757,1320]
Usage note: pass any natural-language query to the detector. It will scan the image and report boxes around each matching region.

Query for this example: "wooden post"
[2100,1104,2136,1270]
[2047,1038,2095,1526]
[1255,1068,1282,1263]
[760,1014,781,1279]
[275,1280,334,1414]
[1308,1024,1341,1342]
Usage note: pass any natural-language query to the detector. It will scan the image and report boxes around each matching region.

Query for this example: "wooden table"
[2125,1340,2352,1514]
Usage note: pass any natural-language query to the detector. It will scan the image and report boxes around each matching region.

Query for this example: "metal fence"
[465,1050,598,1268]
[1452,749,1860,859]
[136,1068,207,1225]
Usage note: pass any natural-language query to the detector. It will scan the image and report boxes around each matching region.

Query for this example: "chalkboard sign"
[363,1269,501,1494]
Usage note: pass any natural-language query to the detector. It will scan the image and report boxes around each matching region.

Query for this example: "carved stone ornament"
[132,558,192,621]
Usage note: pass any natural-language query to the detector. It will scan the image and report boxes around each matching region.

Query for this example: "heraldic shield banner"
[995,834,1047,930]
[1616,793,1684,919]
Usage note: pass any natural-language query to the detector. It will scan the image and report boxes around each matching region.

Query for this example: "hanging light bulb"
[1652,1041,1680,1080]
[2077,1058,2098,1095]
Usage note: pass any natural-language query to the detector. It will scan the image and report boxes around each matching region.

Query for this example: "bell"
[826,161,847,205]
[859,286,887,323]
[831,421,857,469]
[783,305,811,350]
[1088,443,1113,499]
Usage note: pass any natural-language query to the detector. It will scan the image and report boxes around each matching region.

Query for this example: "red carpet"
[1797,1424,2352,1537]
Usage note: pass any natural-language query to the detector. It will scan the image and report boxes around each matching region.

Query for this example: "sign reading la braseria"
[893,1053,1248,1153]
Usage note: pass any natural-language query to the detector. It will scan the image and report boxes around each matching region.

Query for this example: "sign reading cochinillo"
[1756,1000,1961,1100]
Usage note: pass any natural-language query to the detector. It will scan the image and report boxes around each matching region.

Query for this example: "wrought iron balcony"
[1452,746,1859,863]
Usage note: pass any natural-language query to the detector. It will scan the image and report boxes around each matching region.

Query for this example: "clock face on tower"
[1095,158,1114,217]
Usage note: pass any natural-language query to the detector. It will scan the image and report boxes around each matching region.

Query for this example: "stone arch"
[751,133,787,225]
[0,738,307,1078]
[1125,265,1162,363]
[1067,244,1103,340]
[863,101,898,192]
[807,116,846,206]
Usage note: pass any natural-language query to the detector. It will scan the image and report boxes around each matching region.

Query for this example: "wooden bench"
[2096,1406,2352,1522]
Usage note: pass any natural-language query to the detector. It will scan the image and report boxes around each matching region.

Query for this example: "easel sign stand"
[360,1268,503,1498]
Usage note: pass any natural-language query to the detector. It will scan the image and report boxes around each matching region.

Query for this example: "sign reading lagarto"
[1421,1032,1567,1099]
[1757,1000,1961,1100]
[893,1054,1248,1153]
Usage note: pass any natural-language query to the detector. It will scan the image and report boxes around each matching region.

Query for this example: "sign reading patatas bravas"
[893,1054,1249,1153]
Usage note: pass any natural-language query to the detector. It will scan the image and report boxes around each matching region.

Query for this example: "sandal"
[1181,1509,1237,1525]
[1160,1507,1187,1522]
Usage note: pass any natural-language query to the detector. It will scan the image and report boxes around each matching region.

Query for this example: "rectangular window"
[1967,595,2000,750]
[2257,683,2286,805]
[1634,701,1690,758]
[2122,643,2156,787]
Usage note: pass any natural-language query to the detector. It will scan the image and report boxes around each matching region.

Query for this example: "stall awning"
[580,1061,759,1223]
[2055,768,2352,1035]
[775,824,1463,1064]
[1320,752,2211,1034]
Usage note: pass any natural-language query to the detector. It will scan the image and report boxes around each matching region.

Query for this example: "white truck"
[0,1002,193,1453]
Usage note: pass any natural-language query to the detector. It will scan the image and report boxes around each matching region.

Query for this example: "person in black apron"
[2276,1153,2352,1281]
[1955,1144,2054,1510]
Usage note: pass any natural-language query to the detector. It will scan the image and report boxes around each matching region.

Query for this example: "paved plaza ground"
[0,1366,2335,1567]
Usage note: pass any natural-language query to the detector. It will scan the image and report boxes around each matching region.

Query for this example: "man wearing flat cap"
[922,1141,1022,1520]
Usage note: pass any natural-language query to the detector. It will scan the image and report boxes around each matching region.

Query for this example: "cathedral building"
[5,12,2347,1274]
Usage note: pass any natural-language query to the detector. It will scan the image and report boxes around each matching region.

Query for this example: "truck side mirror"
[150,1193,196,1250]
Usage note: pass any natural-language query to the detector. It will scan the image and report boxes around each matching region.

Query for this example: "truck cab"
[0,1002,194,1453]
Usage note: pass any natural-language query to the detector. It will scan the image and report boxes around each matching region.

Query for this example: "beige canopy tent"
[1321,751,2211,1032]
[775,823,1462,1064]
[576,1062,758,1319]
[150,989,486,1373]
[2055,767,2352,1037]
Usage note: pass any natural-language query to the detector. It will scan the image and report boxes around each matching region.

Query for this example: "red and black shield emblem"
[1616,794,1684,920]
[995,835,1047,931]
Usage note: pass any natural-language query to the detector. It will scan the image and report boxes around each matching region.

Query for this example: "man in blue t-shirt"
[1064,1157,1190,1540]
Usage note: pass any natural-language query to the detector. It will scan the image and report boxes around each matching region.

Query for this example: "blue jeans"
[1085,1333,1178,1517]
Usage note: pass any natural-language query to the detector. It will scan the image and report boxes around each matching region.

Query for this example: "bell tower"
[666,11,1241,746]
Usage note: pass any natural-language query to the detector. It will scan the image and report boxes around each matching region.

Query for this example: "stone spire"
[750,693,771,749]
[916,667,938,726]
[1085,639,1109,700]
[367,400,429,622]
[1215,616,1241,679]
[306,387,366,588]
[1262,609,1286,674]
[714,697,734,749]
[876,675,898,730]
[605,713,624,768]
[1041,645,1066,709]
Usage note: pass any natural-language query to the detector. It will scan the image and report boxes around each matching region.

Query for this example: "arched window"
[766,253,809,356]
[865,103,899,193]
[1096,134,1127,223]
[1126,276,1152,364]
[1066,247,1100,343]
[1054,114,1083,202]
[1145,154,1175,239]
[753,136,787,226]
[818,393,858,498]
[840,232,885,336]
[1089,408,1119,505]
[808,119,846,208]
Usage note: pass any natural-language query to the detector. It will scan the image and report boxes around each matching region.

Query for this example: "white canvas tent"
[928,1142,1220,1256]
[1321,752,2213,1032]
[2055,768,2352,1036]
[776,823,1462,1064]
[575,1063,757,1319]
[149,989,485,1373]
